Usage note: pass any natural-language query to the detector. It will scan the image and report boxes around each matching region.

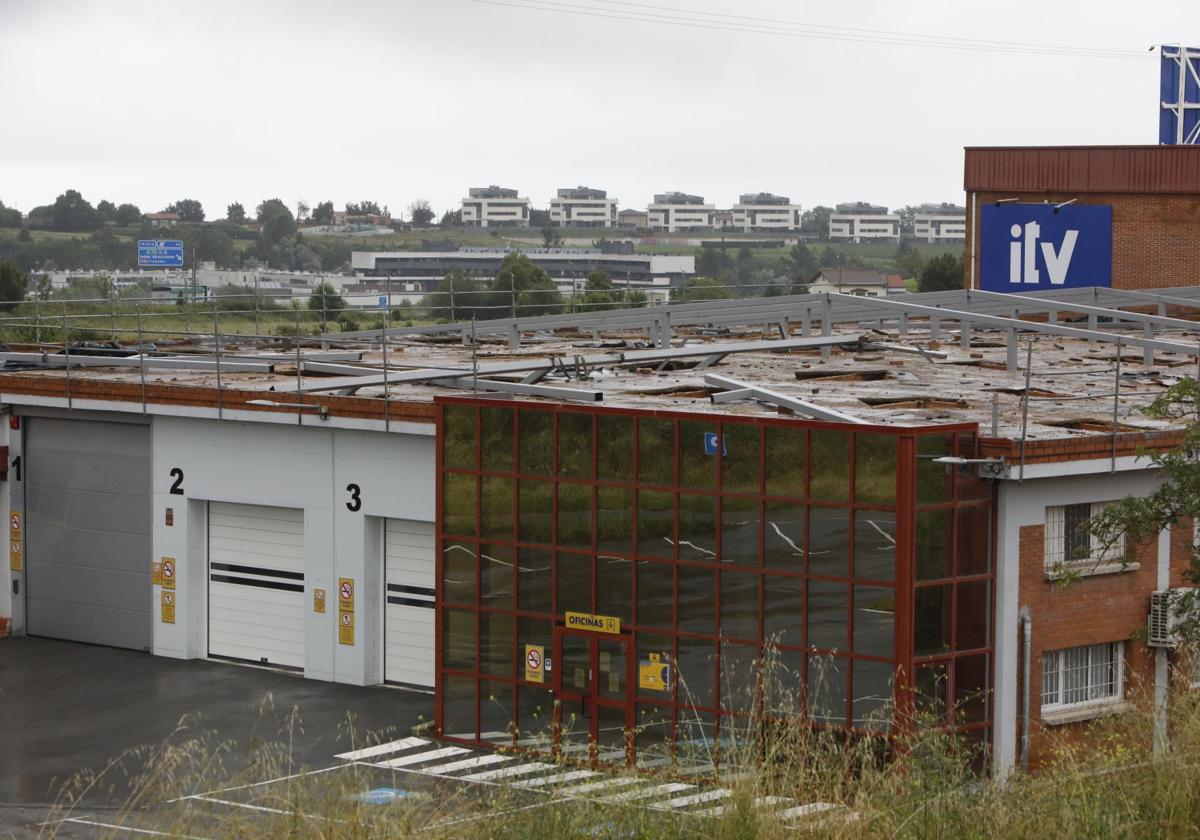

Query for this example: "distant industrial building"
[461,186,530,228]
[731,193,802,231]
[647,192,715,232]
[913,203,966,243]
[549,187,618,228]
[618,209,648,229]
[828,202,900,243]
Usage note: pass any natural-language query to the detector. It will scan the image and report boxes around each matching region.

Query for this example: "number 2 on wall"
[169,467,185,495]
[346,483,362,512]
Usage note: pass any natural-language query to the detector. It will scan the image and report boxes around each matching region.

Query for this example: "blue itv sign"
[137,239,185,268]
[978,204,1112,293]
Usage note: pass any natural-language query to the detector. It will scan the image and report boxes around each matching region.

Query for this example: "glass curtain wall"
[436,398,993,766]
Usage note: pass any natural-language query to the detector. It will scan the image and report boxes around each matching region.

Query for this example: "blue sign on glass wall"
[979,204,1112,293]
[137,239,185,267]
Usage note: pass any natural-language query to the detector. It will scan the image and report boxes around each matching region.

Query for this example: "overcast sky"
[0,0,1179,219]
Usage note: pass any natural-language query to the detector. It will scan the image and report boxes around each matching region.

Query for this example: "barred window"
[1044,502,1124,569]
[1041,642,1122,710]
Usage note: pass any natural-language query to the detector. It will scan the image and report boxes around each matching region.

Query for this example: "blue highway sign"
[137,239,185,267]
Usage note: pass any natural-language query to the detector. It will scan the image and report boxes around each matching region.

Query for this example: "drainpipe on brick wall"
[1019,605,1032,773]
[1155,526,1171,756]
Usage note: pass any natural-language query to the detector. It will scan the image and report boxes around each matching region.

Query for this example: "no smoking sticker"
[524,644,545,684]
[161,557,176,590]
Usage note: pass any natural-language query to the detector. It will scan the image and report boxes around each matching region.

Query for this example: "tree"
[895,242,927,280]
[529,208,550,227]
[676,276,733,302]
[896,205,917,237]
[307,281,348,329]
[311,201,334,226]
[115,203,141,225]
[789,243,818,283]
[421,270,487,321]
[96,200,117,223]
[0,200,21,228]
[167,199,205,223]
[917,253,965,293]
[801,206,833,240]
[50,189,99,232]
[0,262,27,311]
[270,236,321,271]
[226,202,247,224]
[819,246,845,269]
[542,226,564,248]
[489,253,563,317]
[345,200,381,216]
[256,198,297,258]
[409,199,435,227]
[440,209,463,227]
[577,270,623,312]
[296,199,310,223]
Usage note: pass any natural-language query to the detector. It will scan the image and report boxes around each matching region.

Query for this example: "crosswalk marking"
[459,761,555,782]
[695,795,791,817]
[655,788,731,810]
[418,754,513,775]
[599,782,693,803]
[776,802,838,821]
[517,769,597,788]
[557,777,644,796]
[334,736,429,761]
[377,746,469,768]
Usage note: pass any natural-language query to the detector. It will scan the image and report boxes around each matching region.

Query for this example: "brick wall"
[965,192,1200,292]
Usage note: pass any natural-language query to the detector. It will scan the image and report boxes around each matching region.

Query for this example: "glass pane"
[853,585,894,658]
[679,420,718,490]
[442,674,476,739]
[675,712,716,770]
[637,490,674,558]
[443,542,477,605]
[556,552,591,615]
[518,409,552,475]
[808,507,850,578]
[914,585,951,656]
[638,418,675,486]
[719,569,759,641]
[597,486,634,556]
[808,580,848,652]
[956,433,991,501]
[518,480,554,544]
[557,482,593,551]
[721,496,760,566]
[598,639,628,701]
[635,704,673,765]
[763,574,804,647]
[806,654,846,726]
[854,433,897,505]
[763,500,804,571]
[954,654,990,726]
[480,476,514,540]
[678,566,716,634]
[597,554,632,624]
[518,684,554,748]
[597,414,634,482]
[518,548,552,615]
[957,505,991,576]
[721,423,760,494]
[481,612,513,677]
[720,643,759,714]
[480,407,514,472]
[915,510,952,581]
[956,580,990,651]
[443,473,477,537]
[443,404,477,470]
[676,637,716,708]
[809,430,850,501]
[481,544,514,609]
[636,633,674,699]
[597,704,628,753]
[636,560,674,630]
[854,510,896,581]
[678,494,717,561]
[442,608,476,671]
[916,434,953,505]
[561,634,590,694]
[851,659,894,732]
[557,412,594,479]
[915,661,949,724]
[764,424,805,497]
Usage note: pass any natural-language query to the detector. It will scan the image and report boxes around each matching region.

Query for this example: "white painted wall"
[151,416,434,685]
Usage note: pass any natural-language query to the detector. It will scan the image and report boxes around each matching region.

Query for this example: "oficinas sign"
[979,204,1112,292]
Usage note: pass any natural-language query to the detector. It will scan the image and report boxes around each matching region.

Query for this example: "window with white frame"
[1044,502,1125,570]
[1041,642,1123,711]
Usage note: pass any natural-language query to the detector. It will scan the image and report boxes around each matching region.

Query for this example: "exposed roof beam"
[705,373,867,424]
[0,352,274,372]
[429,377,603,402]
[961,289,1200,333]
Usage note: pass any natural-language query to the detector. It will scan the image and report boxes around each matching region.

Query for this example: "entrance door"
[553,628,632,763]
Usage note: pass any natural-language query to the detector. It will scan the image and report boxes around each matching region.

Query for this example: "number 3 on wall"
[346,483,362,512]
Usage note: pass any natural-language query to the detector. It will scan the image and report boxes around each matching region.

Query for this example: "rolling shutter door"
[384,518,435,686]
[24,416,152,651]
[208,502,305,669]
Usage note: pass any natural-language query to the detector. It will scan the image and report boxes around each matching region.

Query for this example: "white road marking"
[377,746,470,767]
[599,782,693,803]
[557,776,644,796]
[654,788,731,810]
[168,763,347,802]
[61,817,212,839]
[516,769,597,788]
[335,736,429,761]
[776,802,839,820]
[419,753,513,775]
[459,761,555,781]
[695,795,791,817]
[194,795,330,818]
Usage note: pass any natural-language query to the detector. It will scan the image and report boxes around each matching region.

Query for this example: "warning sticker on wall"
[639,653,671,692]
[9,539,21,572]
[339,609,355,646]
[151,560,163,586]
[9,510,22,572]
[524,644,544,683]
[338,577,354,607]
[313,588,326,613]
[161,557,176,590]
[161,590,176,624]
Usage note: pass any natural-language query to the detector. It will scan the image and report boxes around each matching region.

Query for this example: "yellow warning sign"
[161,557,176,590]
[565,611,621,635]
[339,609,355,629]
[313,588,326,613]
[338,577,354,607]
[9,510,22,539]
[160,590,176,624]
[524,644,545,683]
[151,560,163,586]
[9,510,22,572]
[338,621,355,646]
[639,657,671,692]
[9,539,22,572]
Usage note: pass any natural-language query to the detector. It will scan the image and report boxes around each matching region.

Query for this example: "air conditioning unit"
[1148,588,1197,648]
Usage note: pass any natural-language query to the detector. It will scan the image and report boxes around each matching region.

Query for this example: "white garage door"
[384,518,435,687]
[208,502,306,670]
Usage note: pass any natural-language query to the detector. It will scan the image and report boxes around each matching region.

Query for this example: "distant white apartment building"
[828,202,900,243]
[731,192,802,231]
[647,192,714,232]
[549,186,618,228]
[913,202,967,243]
[461,186,530,227]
